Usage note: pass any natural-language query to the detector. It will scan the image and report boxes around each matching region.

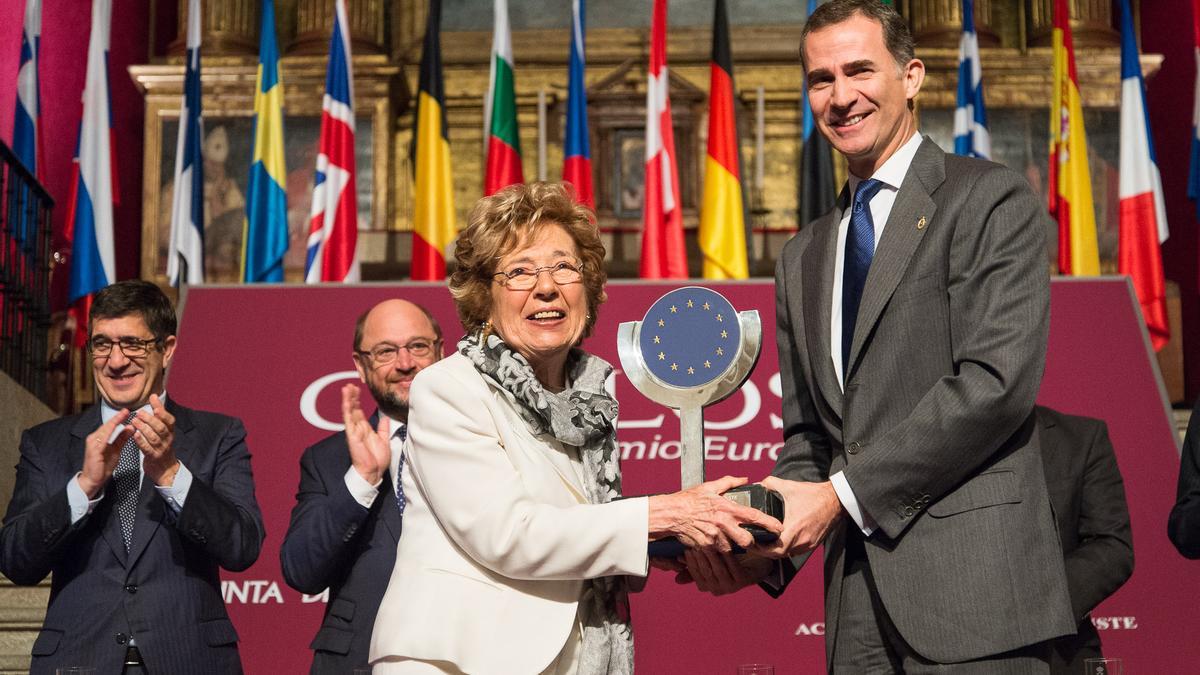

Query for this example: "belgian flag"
[698,0,748,279]
[411,0,456,280]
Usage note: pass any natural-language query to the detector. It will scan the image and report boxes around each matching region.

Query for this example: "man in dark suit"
[1170,396,1200,558]
[280,299,443,673]
[681,1,1074,670]
[1036,406,1133,673]
[0,280,264,674]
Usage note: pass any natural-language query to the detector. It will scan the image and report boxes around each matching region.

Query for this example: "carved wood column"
[910,0,1000,48]
[290,0,388,55]
[1027,0,1118,47]
[167,0,258,56]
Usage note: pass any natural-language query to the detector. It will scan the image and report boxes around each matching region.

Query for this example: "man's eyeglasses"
[356,339,440,365]
[492,260,584,291]
[87,336,162,358]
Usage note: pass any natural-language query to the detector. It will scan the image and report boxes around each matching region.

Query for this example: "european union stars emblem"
[638,287,741,389]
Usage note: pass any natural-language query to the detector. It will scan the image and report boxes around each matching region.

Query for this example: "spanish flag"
[242,0,288,283]
[1049,0,1100,275]
[698,0,748,280]
[411,0,456,281]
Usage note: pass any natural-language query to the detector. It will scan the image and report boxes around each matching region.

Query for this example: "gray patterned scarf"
[459,331,634,675]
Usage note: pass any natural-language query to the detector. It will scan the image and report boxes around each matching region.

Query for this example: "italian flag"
[484,0,523,195]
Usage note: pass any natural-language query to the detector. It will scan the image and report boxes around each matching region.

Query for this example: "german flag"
[411,0,456,280]
[698,0,748,279]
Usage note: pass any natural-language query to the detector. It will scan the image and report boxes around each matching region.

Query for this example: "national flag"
[483,0,523,195]
[305,0,359,283]
[698,0,747,279]
[166,0,205,287]
[953,0,990,159]
[1049,0,1100,275]
[1188,0,1200,222]
[411,0,456,281]
[12,0,42,181]
[800,0,835,227]
[67,0,116,310]
[562,0,593,208]
[641,0,687,279]
[242,0,289,283]
[1118,0,1169,350]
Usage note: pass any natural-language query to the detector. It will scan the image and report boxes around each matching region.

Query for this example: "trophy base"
[648,484,784,559]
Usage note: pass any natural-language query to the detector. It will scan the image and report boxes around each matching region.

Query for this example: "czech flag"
[562,0,593,208]
[411,0,456,281]
[166,0,205,287]
[484,0,523,195]
[641,0,687,279]
[242,0,289,283]
[1117,0,1169,350]
[698,0,747,279]
[1049,0,1100,276]
[305,0,360,283]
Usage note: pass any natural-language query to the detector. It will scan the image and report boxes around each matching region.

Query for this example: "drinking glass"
[1083,657,1123,675]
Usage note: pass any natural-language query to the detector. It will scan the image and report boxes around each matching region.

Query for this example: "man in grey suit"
[682,1,1074,671]
[1035,406,1133,674]
[0,280,264,674]
[280,299,442,673]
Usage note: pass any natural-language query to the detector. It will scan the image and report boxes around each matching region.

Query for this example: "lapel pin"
[916,216,927,230]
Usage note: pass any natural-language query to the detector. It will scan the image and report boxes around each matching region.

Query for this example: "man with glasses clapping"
[280,299,443,674]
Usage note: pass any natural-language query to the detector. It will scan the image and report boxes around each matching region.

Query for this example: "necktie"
[842,178,886,380]
[393,424,407,516]
[112,412,141,551]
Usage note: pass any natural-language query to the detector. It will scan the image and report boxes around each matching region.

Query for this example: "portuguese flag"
[484,0,523,195]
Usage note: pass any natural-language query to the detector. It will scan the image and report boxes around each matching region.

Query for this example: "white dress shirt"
[828,132,923,535]
[343,415,405,508]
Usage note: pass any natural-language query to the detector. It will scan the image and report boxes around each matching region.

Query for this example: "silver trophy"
[617,287,780,555]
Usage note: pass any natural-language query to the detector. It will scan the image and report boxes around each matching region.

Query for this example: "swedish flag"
[242,0,288,283]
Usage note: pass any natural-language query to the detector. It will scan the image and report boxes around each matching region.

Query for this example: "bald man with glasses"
[280,299,443,674]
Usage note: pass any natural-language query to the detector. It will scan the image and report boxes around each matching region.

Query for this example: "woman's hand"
[647,476,784,553]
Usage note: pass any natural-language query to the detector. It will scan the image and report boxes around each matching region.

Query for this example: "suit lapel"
[69,407,130,564]
[127,400,194,569]
[847,139,944,377]
[802,190,849,416]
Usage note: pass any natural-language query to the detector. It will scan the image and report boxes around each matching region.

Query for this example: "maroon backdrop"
[165,279,1193,674]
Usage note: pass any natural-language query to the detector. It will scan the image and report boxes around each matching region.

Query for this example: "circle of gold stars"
[648,294,734,380]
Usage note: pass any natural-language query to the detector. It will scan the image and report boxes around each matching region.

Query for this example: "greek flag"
[953,0,990,159]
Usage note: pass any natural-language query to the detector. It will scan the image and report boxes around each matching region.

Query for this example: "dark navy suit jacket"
[279,418,401,674]
[0,400,264,675]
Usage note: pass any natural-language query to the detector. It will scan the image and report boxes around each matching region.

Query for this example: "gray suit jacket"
[0,400,264,675]
[1036,406,1134,674]
[772,137,1075,664]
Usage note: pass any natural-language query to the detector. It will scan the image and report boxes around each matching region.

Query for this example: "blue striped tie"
[842,178,885,380]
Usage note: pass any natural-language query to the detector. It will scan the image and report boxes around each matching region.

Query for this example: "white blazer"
[369,353,650,675]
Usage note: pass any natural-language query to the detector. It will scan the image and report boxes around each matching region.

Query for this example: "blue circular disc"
[637,287,741,388]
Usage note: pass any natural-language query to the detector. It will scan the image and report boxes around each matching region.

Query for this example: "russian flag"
[305,0,359,283]
[12,0,41,181]
[67,0,116,306]
[1117,0,1169,350]
[166,0,205,287]
[562,0,593,208]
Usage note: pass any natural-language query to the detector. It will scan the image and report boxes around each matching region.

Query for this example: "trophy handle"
[680,404,704,489]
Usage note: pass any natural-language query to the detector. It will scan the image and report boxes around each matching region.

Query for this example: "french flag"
[12,0,41,181]
[562,0,593,208]
[305,0,359,283]
[1118,0,1169,350]
[67,0,116,307]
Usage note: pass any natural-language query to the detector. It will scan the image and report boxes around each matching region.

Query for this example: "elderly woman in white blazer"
[368,183,779,675]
